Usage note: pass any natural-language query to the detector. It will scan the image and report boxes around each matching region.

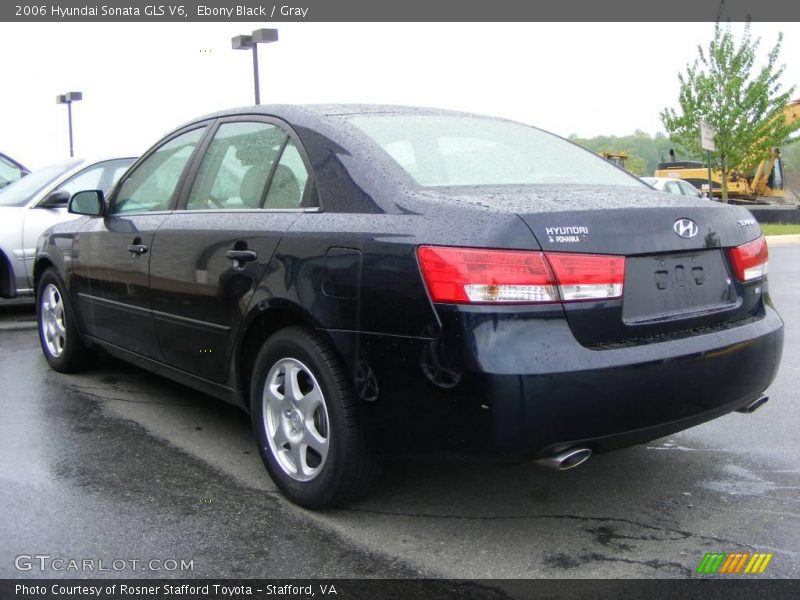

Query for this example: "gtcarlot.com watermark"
[14,554,194,573]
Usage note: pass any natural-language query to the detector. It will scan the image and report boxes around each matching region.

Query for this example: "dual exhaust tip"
[539,395,769,471]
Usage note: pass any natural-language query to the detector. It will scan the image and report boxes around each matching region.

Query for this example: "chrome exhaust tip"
[736,395,769,414]
[539,447,592,471]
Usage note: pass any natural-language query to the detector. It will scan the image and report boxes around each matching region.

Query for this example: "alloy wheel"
[40,283,66,358]
[262,357,330,482]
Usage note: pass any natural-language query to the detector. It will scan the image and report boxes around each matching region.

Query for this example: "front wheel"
[36,268,90,372]
[250,326,377,508]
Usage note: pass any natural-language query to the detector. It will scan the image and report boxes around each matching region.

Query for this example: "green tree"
[624,155,648,176]
[660,21,799,201]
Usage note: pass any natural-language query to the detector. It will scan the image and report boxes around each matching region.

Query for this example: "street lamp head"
[57,92,83,104]
[232,29,278,49]
[232,34,254,50]
[251,29,279,44]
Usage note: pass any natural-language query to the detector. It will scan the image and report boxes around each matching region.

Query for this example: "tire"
[250,326,377,508]
[36,268,90,372]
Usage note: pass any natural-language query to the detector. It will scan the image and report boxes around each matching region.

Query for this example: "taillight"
[417,246,624,304]
[546,253,625,301]
[417,246,558,303]
[729,236,768,282]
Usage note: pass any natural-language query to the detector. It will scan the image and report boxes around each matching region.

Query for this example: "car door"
[71,127,207,357]
[22,158,133,288]
[148,118,314,382]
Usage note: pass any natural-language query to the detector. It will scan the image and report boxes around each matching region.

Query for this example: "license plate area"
[622,250,738,325]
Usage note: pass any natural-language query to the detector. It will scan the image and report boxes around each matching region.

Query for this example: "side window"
[107,165,132,189]
[57,159,133,197]
[678,181,700,197]
[264,139,311,209]
[57,166,104,197]
[113,128,205,215]
[187,122,286,210]
[664,181,681,195]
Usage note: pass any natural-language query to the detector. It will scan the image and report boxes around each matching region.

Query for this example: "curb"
[765,234,800,246]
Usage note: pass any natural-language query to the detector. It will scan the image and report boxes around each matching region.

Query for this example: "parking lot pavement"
[0,299,35,330]
[1,246,798,579]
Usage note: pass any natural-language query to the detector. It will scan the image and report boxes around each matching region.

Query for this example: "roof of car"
[208,103,465,118]
[24,156,135,173]
[175,104,506,134]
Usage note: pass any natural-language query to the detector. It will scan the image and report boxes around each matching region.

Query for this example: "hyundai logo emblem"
[673,218,699,239]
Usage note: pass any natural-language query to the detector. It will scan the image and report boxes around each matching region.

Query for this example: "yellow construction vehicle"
[654,99,800,202]
[600,151,629,170]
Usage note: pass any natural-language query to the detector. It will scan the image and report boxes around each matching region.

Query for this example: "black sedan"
[35,105,783,508]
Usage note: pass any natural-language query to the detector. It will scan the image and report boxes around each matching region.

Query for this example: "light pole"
[232,28,279,105]
[56,92,83,158]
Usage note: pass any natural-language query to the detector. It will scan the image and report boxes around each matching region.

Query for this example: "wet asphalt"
[1,246,798,580]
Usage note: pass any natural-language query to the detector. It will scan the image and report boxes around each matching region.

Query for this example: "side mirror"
[69,190,105,216]
[39,190,71,208]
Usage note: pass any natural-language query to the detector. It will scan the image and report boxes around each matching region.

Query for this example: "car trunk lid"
[421,185,765,346]
[516,197,763,347]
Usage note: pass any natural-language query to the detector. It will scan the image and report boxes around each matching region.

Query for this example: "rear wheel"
[250,326,376,508]
[36,268,89,372]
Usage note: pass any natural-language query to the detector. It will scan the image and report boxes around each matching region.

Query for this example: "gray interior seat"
[239,164,272,208]
[264,165,302,209]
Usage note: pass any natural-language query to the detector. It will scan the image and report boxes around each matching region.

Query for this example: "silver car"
[641,176,704,198]
[0,157,134,298]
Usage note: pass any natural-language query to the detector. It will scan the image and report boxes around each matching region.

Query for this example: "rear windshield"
[348,114,645,188]
[0,163,74,207]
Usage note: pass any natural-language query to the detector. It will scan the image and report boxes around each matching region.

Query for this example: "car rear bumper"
[325,302,784,456]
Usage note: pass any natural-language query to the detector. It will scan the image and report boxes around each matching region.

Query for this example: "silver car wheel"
[40,283,66,358]
[262,357,330,482]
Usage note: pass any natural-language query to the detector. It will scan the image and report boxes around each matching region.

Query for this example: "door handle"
[225,249,258,262]
[127,244,148,255]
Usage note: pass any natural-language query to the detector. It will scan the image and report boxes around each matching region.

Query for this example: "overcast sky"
[2,22,799,169]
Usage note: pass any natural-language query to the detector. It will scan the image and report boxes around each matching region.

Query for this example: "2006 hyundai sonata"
[36,105,783,508]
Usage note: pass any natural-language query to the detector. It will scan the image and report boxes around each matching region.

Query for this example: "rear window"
[348,114,645,188]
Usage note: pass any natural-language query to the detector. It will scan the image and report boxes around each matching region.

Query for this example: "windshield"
[348,114,645,188]
[0,162,77,207]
